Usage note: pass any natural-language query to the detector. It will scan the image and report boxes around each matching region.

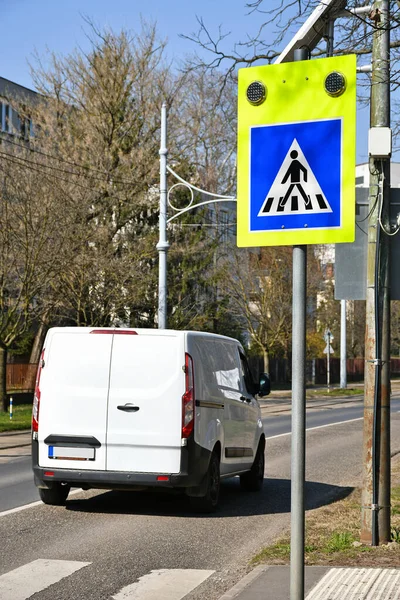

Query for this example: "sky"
[1,0,374,163]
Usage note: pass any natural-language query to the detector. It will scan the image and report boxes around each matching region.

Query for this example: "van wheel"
[190,451,220,513]
[240,441,265,492]
[38,483,70,506]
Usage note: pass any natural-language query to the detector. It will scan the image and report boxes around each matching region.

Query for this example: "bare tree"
[0,151,70,410]
[2,22,240,347]
[25,23,177,328]
[182,1,400,131]
[171,69,237,195]
[218,244,324,371]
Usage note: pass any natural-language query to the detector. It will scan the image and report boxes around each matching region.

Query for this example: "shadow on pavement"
[65,477,353,519]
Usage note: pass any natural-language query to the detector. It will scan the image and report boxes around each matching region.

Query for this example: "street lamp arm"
[158,103,237,330]
[167,165,236,200]
[167,197,237,223]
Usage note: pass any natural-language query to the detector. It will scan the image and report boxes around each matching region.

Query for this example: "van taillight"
[182,353,195,439]
[32,349,45,433]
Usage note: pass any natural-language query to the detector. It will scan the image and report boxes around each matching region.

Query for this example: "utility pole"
[361,0,391,545]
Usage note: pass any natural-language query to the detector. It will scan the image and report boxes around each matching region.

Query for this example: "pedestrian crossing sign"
[237,55,356,247]
[258,137,333,217]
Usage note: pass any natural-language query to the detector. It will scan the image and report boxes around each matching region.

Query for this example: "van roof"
[46,327,241,345]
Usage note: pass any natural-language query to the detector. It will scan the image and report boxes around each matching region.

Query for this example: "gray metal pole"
[340,299,347,388]
[326,19,335,57]
[157,102,169,329]
[361,0,391,545]
[290,46,309,600]
[327,337,331,392]
[326,18,348,393]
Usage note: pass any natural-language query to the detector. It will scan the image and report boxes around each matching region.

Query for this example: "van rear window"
[109,335,181,391]
[46,333,113,388]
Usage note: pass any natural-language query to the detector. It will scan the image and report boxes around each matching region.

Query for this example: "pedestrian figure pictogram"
[280,150,311,210]
[258,139,333,217]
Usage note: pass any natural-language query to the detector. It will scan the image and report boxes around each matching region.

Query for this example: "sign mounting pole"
[289,45,309,600]
[237,5,356,599]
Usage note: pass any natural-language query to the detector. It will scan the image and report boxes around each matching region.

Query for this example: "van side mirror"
[258,373,271,397]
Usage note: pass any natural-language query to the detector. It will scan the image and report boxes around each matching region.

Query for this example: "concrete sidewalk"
[0,429,31,451]
[218,565,400,599]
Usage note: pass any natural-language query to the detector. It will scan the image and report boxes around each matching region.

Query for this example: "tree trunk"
[0,345,8,412]
[263,348,270,374]
[29,320,48,364]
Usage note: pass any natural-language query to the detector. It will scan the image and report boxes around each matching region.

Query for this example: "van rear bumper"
[32,436,211,491]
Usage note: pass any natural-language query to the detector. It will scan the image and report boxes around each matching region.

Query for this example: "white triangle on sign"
[258,139,333,217]
[323,345,334,354]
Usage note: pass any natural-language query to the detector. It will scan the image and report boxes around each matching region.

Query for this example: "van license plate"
[48,446,95,461]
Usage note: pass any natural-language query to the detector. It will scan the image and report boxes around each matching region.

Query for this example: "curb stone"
[217,566,271,600]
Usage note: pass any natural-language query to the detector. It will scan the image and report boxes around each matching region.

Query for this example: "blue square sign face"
[250,119,342,232]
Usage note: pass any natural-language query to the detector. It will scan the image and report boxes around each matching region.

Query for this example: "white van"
[32,328,270,512]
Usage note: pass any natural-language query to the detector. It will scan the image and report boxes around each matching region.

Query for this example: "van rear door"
[106,332,184,474]
[38,329,112,471]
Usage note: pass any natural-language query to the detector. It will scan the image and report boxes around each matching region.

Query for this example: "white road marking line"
[266,416,364,440]
[112,569,214,600]
[0,489,82,518]
[0,558,91,600]
[0,499,43,517]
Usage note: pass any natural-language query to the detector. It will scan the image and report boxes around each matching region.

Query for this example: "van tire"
[190,451,220,513]
[38,483,70,506]
[240,440,265,492]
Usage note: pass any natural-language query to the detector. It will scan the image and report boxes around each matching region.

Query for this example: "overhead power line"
[0,151,108,193]
[0,137,137,185]
[0,147,136,188]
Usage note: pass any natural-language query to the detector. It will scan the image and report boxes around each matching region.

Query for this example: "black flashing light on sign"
[246,81,266,105]
[324,71,346,97]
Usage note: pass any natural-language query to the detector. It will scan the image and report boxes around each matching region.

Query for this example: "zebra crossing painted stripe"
[112,568,215,600]
[262,192,328,214]
[0,559,91,600]
[306,568,400,599]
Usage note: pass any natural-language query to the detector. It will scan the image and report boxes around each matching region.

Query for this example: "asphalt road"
[262,395,400,438]
[0,454,34,512]
[0,401,399,600]
[1,396,399,514]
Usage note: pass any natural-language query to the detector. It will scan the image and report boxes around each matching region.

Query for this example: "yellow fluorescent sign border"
[237,55,356,248]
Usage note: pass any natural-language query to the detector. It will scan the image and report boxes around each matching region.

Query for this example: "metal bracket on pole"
[365,358,383,366]
[337,5,373,18]
[358,65,373,73]
[275,0,346,64]
[156,241,170,251]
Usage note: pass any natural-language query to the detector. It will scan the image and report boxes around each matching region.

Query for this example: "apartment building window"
[0,100,34,138]
[0,102,15,134]
[5,103,12,133]
[0,102,11,133]
[0,102,4,131]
